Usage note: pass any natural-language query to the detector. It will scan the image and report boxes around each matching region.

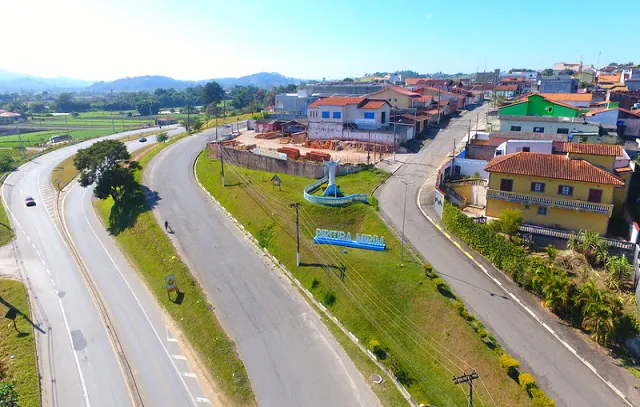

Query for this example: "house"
[499,93,582,118]
[493,85,518,98]
[466,130,569,160]
[609,90,640,110]
[417,87,466,109]
[306,96,413,144]
[584,106,619,126]
[484,151,625,234]
[552,62,595,75]
[274,90,319,117]
[540,77,579,93]
[536,93,592,107]
[281,119,308,134]
[413,79,453,92]
[303,82,385,97]
[619,108,640,139]
[0,110,23,124]
[156,116,178,126]
[470,83,496,101]
[625,72,640,91]
[49,134,72,144]
[367,86,421,110]
[255,119,285,133]
[472,69,501,84]
[499,77,526,93]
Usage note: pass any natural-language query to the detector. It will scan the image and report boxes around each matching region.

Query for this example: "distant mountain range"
[0,69,304,93]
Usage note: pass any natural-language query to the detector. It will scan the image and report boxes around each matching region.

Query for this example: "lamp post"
[399,180,413,265]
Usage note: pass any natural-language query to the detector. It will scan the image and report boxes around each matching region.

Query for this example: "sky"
[3,0,639,81]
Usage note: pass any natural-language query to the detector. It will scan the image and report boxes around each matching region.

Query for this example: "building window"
[558,185,573,196]
[364,112,375,119]
[588,189,602,203]
[533,127,545,133]
[500,179,513,192]
[381,111,386,124]
[522,147,530,152]
[510,126,522,131]
[557,128,569,134]
[538,206,548,216]
[531,182,545,192]
[388,98,391,101]
[322,111,330,118]
[333,111,341,119]
[394,98,398,102]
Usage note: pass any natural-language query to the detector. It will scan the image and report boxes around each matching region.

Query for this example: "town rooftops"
[405,78,427,85]
[495,85,518,91]
[485,152,625,186]
[308,96,391,109]
[369,86,421,98]
[514,93,582,111]
[598,74,622,83]
[538,93,593,102]
[470,83,496,91]
[557,142,624,157]
[499,115,587,123]
[500,77,525,83]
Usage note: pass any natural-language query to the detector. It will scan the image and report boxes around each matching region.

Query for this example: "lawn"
[0,129,116,148]
[196,155,533,406]
[0,176,13,246]
[94,133,255,406]
[50,154,80,191]
[0,280,40,407]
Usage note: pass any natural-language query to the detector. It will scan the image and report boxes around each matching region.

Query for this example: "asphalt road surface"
[144,125,381,407]
[376,103,640,407]
[2,126,209,407]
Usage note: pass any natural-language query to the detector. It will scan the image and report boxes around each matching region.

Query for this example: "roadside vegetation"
[84,136,255,405]
[0,280,40,407]
[196,155,536,406]
[442,202,639,354]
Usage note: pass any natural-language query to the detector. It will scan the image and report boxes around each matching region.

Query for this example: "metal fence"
[519,224,636,251]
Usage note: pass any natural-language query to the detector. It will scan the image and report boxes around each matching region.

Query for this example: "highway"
[376,103,640,407]
[144,126,380,407]
[2,127,210,407]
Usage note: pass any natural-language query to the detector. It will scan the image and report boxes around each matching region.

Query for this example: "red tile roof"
[495,85,518,91]
[418,95,433,103]
[359,100,388,109]
[485,152,624,186]
[516,93,581,111]
[558,142,623,156]
[616,166,633,173]
[539,93,592,102]
[374,86,422,97]
[309,96,365,108]
[405,78,426,85]
[598,73,622,83]
[470,83,495,91]
[500,77,525,83]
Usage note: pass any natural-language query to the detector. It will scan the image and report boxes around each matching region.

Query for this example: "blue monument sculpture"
[323,158,341,197]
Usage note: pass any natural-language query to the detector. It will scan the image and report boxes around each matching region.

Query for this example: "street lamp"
[399,180,413,265]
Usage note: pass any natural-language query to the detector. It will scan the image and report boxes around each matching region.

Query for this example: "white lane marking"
[195,397,211,404]
[41,259,46,266]
[26,235,30,242]
[75,185,198,406]
[0,180,92,407]
[31,243,36,249]
[36,250,41,257]
[171,355,186,360]
[415,175,633,406]
[182,372,197,379]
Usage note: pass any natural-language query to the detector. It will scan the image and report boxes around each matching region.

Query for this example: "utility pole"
[289,202,301,266]
[399,180,412,265]
[15,123,26,159]
[452,370,480,407]
[64,114,70,136]
[220,144,226,187]
[367,130,371,165]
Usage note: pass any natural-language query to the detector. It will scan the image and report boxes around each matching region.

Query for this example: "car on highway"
[25,197,36,207]
[139,137,147,142]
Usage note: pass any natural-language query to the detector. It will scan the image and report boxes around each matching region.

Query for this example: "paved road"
[62,132,212,406]
[1,126,208,407]
[376,104,640,407]
[144,126,380,407]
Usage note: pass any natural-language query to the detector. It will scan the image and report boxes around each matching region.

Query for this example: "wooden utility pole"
[220,144,226,187]
[289,203,301,266]
[452,370,480,407]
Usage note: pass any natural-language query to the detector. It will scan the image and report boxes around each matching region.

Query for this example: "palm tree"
[576,279,602,316]
[606,254,632,286]
[532,266,554,296]
[576,280,621,345]
[542,273,570,312]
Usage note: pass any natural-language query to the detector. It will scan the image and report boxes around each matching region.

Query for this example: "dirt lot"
[234,130,391,164]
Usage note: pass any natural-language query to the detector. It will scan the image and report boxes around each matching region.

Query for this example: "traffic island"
[195,153,535,407]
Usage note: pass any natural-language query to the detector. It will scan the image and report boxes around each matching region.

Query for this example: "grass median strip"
[0,279,40,407]
[94,134,255,406]
[196,155,534,406]
[0,176,14,246]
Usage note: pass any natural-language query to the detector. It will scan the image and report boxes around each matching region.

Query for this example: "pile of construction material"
[305,150,331,162]
[277,147,301,160]
[304,139,394,153]
[256,131,279,139]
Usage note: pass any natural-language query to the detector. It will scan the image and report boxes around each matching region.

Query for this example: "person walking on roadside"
[164,220,170,232]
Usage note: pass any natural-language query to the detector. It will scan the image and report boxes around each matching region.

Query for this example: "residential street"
[144,126,381,407]
[376,103,640,407]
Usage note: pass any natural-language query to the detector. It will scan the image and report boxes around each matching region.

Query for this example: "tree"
[74,140,133,202]
[606,255,632,286]
[55,92,76,112]
[29,101,47,114]
[0,382,19,406]
[496,208,523,237]
[135,99,160,116]
[204,103,221,118]
[189,118,203,132]
[541,273,571,312]
[579,80,589,88]
[343,77,354,82]
[541,69,554,77]
[202,81,225,106]
[156,132,168,143]
[0,153,14,172]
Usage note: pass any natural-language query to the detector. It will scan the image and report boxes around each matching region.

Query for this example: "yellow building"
[485,151,626,234]
[367,86,421,110]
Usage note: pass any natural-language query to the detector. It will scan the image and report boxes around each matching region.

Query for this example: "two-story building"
[367,86,421,110]
[493,85,518,98]
[485,151,625,234]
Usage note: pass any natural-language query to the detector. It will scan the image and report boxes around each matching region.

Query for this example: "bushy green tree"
[74,140,134,202]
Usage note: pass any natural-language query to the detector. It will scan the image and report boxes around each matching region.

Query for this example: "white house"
[494,140,553,157]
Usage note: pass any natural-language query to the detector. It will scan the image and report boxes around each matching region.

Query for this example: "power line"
[453,370,480,407]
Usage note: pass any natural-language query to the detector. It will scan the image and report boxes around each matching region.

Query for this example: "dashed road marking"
[195,397,211,404]
[171,355,186,360]
[182,372,197,379]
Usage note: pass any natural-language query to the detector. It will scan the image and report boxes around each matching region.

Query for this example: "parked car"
[25,197,36,207]
[139,137,147,142]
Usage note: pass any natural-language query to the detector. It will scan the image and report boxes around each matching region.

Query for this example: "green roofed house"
[499,93,582,118]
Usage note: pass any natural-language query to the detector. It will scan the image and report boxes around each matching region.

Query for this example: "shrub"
[497,208,523,237]
[0,382,18,407]
[499,354,520,375]
[432,278,454,298]
[310,278,320,289]
[156,132,169,143]
[323,291,336,306]
[454,299,466,315]
[545,245,557,262]
[518,372,536,392]
[477,328,489,339]
[369,195,379,211]
[530,388,556,407]
[423,264,434,278]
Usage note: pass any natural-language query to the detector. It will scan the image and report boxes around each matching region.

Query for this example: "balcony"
[487,189,613,216]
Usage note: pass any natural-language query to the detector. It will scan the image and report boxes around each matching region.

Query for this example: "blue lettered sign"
[313,228,385,251]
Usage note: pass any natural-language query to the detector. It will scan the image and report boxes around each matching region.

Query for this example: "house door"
[588,189,602,203]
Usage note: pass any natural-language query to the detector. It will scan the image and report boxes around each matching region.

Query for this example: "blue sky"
[4,0,639,81]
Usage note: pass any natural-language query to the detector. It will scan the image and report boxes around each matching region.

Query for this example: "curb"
[193,152,419,407]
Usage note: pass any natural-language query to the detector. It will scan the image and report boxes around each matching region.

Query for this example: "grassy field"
[50,154,79,191]
[203,113,253,129]
[0,280,40,407]
[195,156,533,406]
[94,134,255,406]
[0,129,117,148]
[0,176,13,246]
